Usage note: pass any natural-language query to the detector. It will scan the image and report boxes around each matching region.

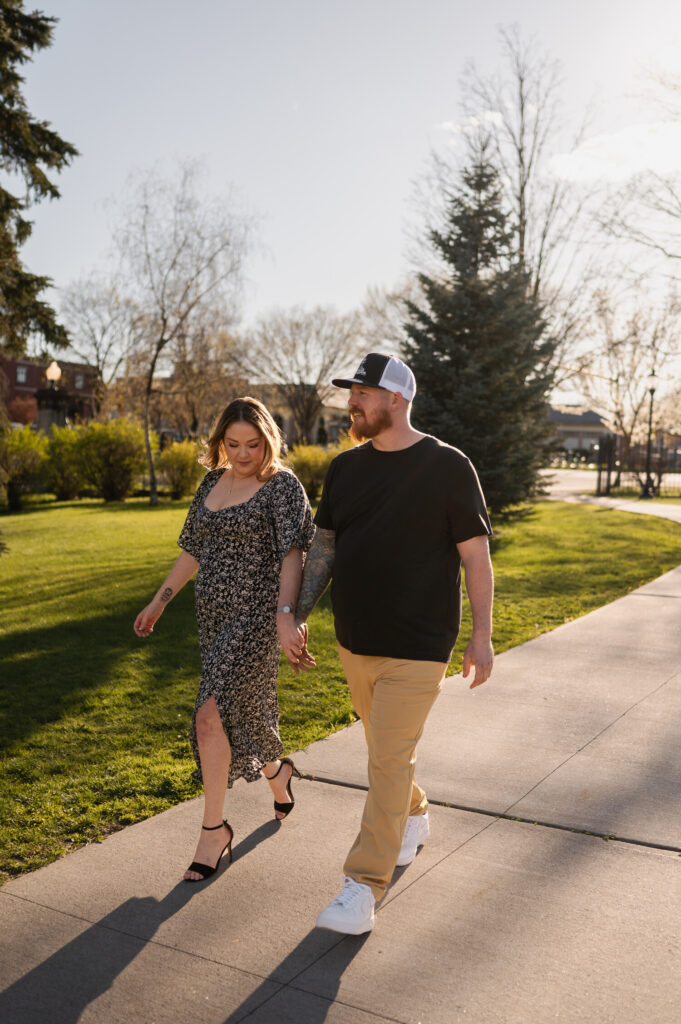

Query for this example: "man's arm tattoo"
[159,586,173,604]
[296,528,335,620]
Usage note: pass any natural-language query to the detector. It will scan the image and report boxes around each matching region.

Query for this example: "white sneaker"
[396,811,430,866]
[315,876,376,934]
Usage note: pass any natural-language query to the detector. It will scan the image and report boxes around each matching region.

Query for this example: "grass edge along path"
[1,498,680,881]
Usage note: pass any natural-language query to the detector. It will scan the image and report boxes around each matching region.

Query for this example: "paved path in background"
[541,467,598,497]
[2,487,681,1023]
[542,467,681,523]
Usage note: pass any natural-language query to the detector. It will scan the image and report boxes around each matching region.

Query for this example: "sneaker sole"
[396,838,427,867]
[315,915,375,935]
[396,848,418,867]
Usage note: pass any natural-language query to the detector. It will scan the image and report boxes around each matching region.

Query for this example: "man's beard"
[349,407,393,443]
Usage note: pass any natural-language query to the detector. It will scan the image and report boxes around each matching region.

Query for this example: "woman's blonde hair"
[200,396,284,478]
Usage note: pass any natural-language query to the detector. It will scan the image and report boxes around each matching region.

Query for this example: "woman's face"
[223,420,265,477]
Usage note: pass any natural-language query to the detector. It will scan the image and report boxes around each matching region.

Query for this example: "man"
[295,352,494,935]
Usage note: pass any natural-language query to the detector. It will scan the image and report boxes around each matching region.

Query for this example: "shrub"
[76,419,148,501]
[0,424,48,511]
[7,394,37,425]
[287,434,355,500]
[45,425,86,500]
[157,440,203,499]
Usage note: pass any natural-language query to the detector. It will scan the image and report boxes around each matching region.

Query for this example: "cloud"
[435,110,504,136]
[549,122,681,182]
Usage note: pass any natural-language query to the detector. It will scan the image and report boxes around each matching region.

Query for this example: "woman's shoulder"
[202,467,224,481]
[271,466,299,487]
[196,467,224,491]
[270,467,307,498]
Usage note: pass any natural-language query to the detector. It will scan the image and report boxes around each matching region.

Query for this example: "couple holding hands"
[134,353,494,935]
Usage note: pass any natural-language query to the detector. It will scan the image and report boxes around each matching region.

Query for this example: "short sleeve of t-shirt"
[444,455,491,544]
[314,458,337,531]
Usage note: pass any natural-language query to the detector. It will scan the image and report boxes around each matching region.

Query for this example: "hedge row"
[0,421,203,510]
[0,419,355,511]
[286,435,354,500]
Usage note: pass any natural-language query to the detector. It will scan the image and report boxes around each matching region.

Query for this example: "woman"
[134,397,315,882]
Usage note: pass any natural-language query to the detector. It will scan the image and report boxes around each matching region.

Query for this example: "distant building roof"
[549,405,608,428]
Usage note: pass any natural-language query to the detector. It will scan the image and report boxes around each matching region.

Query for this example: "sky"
[17,0,681,342]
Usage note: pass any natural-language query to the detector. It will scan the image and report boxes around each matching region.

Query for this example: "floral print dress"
[178,468,314,787]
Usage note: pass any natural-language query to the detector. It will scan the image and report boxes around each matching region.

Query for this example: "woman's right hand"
[134,601,163,638]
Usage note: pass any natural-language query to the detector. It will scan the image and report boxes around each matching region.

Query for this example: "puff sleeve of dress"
[177,470,214,561]
[266,470,315,563]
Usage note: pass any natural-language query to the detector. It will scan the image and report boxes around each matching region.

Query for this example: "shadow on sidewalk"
[0,885,195,1024]
[223,929,371,1023]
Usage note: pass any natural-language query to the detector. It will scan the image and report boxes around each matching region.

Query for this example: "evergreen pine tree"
[0,1,78,355]
[404,153,556,514]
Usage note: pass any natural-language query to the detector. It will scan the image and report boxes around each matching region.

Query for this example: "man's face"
[348,384,394,442]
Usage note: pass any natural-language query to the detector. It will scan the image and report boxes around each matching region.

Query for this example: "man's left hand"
[462,636,494,689]
[293,620,316,673]
[277,616,316,673]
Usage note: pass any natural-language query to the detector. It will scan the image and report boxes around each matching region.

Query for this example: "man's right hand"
[462,635,494,688]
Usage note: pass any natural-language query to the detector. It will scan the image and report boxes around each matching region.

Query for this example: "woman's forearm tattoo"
[160,586,173,604]
[296,528,335,620]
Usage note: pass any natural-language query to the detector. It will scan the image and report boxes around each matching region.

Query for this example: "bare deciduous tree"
[462,25,594,295]
[577,286,681,452]
[114,163,253,503]
[60,275,139,410]
[429,25,597,386]
[655,385,681,435]
[103,328,248,440]
[359,280,424,356]
[601,172,681,264]
[239,306,360,444]
[598,73,681,264]
[167,323,246,436]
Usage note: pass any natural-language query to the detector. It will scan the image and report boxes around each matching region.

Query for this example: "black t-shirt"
[314,435,491,663]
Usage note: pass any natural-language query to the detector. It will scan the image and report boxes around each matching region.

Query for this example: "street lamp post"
[36,359,68,432]
[640,369,657,499]
[45,360,62,389]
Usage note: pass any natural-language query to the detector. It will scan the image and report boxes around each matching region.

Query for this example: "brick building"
[0,357,98,426]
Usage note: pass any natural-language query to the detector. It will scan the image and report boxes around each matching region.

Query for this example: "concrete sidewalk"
[552,488,681,524]
[560,493,681,524]
[543,467,681,523]
[3,564,681,1022]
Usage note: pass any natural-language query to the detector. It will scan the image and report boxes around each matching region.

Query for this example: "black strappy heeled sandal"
[265,758,302,820]
[184,820,233,882]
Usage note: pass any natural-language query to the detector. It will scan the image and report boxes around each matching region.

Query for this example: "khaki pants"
[337,643,447,900]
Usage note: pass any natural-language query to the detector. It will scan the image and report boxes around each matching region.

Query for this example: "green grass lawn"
[2,498,681,882]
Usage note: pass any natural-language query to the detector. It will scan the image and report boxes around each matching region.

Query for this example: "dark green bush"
[76,419,148,501]
[157,440,203,499]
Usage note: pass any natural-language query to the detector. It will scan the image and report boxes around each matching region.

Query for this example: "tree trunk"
[144,369,158,506]
[298,396,323,447]
[6,480,23,512]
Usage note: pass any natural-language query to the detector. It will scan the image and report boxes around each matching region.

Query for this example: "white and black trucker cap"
[332,352,416,402]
